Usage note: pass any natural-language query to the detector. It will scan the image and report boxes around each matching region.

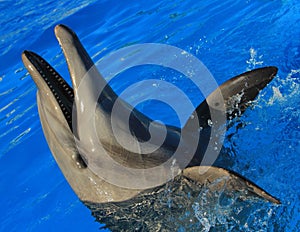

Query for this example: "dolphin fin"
[183,166,280,204]
[184,67,278,130]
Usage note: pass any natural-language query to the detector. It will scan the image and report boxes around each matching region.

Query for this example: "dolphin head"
[22,24,280,209]
[22,25,144,203]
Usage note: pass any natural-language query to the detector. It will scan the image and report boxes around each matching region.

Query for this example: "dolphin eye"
[73,152,87,169]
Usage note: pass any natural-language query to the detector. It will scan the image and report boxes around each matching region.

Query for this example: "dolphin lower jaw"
[22,51,74,129]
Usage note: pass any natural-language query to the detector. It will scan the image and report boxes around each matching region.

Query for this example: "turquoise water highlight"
[0,0,299,231]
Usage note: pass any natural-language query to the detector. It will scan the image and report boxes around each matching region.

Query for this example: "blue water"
[0,0,299,231]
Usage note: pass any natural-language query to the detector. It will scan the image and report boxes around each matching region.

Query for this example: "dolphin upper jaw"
[54,24,93,91]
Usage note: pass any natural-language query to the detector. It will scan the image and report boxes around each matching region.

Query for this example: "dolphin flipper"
[184,67,278,130]
[183,166,280,204]
[184,66,277,167]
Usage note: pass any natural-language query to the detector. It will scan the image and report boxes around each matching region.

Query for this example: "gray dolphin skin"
[22,24,279,230]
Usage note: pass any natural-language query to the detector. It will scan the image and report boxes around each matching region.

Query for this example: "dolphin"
[22,24,279,229]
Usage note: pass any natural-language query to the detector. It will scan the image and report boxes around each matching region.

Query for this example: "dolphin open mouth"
[22,50,74,130]
[22,50,88,168]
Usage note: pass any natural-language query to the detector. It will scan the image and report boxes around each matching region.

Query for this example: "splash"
[86,174,280,231]
[246,48,264,70]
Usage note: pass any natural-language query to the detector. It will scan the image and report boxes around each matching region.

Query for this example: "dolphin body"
[22,25,279,230]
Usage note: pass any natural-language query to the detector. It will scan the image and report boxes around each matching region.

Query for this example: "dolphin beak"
[54,24,97,93]
[21,50,74,130]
